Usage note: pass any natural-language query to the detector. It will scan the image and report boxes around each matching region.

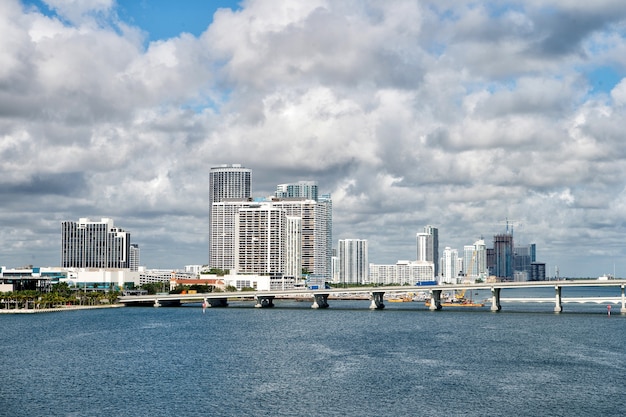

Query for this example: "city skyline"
[3,1,626,277]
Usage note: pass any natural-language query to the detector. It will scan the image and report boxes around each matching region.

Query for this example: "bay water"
[1,289,625,416]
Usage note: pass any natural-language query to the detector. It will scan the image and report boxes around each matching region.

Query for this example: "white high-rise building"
[209,173,331,282]
[318,194,333,281]
[235,204,286,276]
[272,197,332,281]
[61,218,131,269]
[209,164,251,261]
[442,246,459,284]
[210,200,253,272]
[209,164,252,205]
[338,239,368,284]
[417,225,439,277]
[463,239,487,281]
[331,254,339,283]
[416,233,431,261]
[284,216,302,280]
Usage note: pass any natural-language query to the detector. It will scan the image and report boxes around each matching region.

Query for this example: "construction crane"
[499,218,522,235]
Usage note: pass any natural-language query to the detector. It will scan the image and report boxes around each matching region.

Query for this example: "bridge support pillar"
[369,292,385,310]
[490,287,501,312]
[554,286,562,313]
[621,285,626,314]
[429,290,442,310]
[207,298,228,308]
[312,294,329,309]
[255,295,275,308]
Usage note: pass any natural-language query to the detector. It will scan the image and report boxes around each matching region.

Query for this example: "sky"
[2,0,626,277]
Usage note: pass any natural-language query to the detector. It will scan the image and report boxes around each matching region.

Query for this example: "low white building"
[222,274,295,291]
[62,268,140,290]
[184,265,203,276]
[137,268,198,286]
[369,260,435,285]
[0,266,67,292]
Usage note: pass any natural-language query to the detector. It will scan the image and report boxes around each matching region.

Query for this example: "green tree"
[107,290,120,304]
[52,282,72,297]
[189,284,210,293]
[141,282,165,295]
[87,291,102,305]
[203,268,227,276]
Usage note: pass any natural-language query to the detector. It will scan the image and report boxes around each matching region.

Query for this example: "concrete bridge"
[118,279,626,313]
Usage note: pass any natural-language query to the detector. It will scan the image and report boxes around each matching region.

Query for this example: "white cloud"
[611,78,626,105]
[2,0,626,276]
[42,0,114,25]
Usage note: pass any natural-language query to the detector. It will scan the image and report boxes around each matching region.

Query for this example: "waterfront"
[1,293,625,416]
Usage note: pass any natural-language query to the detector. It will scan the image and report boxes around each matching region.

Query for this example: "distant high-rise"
[129,244,140,271]
[209,164,251,261]
[276,181,318,201]
[417,225,439,277]
[441,246,458,284]
[530,262,546,281]
[61,218,130,269]
[514,243,536,280]
[463,239,487,281]
[493,233,514,279]
[338,239,368,284]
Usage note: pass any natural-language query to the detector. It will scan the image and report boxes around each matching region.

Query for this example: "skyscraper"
[463,239,487,281]
[129,244,140,271]
[210,200,252,271]
[338,239,368,284]
[493,233,514,279]
[209,164,251,261]
[284,216,302,280]
[272,196,332,281]
[441,246,458,284]
[61,218,130,268]
[417,225,439,277]
[235,204,286,276]
[275,181,319,201]
[514,243,536,280]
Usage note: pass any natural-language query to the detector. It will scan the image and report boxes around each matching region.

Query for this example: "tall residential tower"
[338,239,368,284]
[209,164,251,262]
[417,225,439,277]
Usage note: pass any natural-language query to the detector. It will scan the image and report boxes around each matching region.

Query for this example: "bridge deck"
[118,279,626,312]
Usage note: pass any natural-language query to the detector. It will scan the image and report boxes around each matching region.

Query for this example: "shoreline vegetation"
[0,304,125,314]
[1,281,122,314]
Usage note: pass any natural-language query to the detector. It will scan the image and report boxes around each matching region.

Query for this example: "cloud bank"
[2,0,626,277]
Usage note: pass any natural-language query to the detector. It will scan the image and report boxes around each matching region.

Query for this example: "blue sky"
[587,65,623,94]
[24,0,241,41]
[3,0,626,277]
[115,0,241,41]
